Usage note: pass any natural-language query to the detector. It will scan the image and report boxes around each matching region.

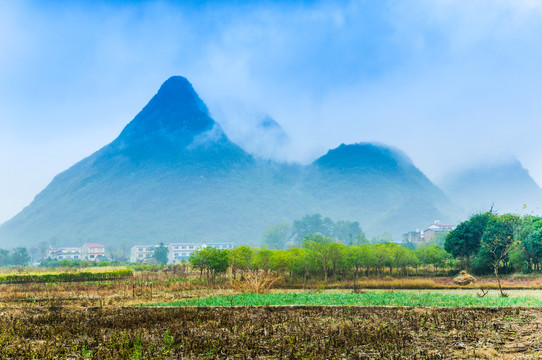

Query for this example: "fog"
[2,0,542,223]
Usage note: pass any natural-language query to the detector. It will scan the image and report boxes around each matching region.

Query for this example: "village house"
[46,247,82,261]
[402,221,456,246]
[422,221,455,244]
[80,243,105,262]
[129,244,159,262]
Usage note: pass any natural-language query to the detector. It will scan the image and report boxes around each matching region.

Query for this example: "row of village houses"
[47,243,106,262]
[46,222,453,264]
[47,241,234,264]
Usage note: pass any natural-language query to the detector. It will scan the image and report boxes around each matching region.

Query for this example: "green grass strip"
[0,269,134,284]
[147,291,542,307]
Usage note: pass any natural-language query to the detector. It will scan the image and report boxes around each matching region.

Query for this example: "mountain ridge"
[439,158,542,215]
[0,76,458,249]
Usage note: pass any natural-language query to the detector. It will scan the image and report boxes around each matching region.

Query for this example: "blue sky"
[2,0,542,222]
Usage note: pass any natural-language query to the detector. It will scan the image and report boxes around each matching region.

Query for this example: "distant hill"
[0,76,458,249]
[306,143,456,236]
[439,158,542,215]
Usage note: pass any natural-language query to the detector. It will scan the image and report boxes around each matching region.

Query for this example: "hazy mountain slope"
[0,76,457,249]
[440,158,542,215]
[305,143,457,236]
[0,77,306,247]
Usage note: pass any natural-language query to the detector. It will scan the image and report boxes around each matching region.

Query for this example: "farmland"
[2,267,542,358]
[149,291,542,307]
[1,306,542,359]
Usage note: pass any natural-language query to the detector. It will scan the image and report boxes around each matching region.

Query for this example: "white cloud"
[2,0,542,222]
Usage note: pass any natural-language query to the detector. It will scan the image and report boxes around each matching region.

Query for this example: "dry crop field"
[1,306,542,359]
[2,269,542,359]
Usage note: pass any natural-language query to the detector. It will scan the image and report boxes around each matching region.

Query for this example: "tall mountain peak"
[110,76,231,159]
[115,76,219,145]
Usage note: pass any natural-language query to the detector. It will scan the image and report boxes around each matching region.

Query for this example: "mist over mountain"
[216,109,291,161]
[439,158,542,215]
[0,76,458,249]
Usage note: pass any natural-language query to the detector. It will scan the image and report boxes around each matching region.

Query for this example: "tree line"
[0,247,30,266]
[262,214,369,249]
[189,235,452,283]
[445,212,542,276]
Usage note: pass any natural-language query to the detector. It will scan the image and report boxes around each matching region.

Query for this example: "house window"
[182,252,186,256]
[174,253,178,256]
[174,246,179,250]
[90,255,95,258]
[189,246,193,249]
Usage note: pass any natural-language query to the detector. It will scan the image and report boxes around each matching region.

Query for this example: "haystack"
[453,270,476,286]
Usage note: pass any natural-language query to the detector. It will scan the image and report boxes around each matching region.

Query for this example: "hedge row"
[0,269,134,284]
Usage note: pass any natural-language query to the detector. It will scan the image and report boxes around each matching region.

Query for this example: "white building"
[46,248,82,261]
[168,242,234,264]
[168,242,202,264]
[129,245,159,262]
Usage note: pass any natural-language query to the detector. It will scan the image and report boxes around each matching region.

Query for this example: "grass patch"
[0,268,134,284]
[147,291,542,307]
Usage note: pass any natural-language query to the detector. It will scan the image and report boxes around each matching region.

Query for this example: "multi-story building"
[206,242,235,250]
[80,243,105,262]
[46,248,82,261]
[129,245,159,262]
[168,241,234,264]
[128,242,235,264]
[168,242,202,264]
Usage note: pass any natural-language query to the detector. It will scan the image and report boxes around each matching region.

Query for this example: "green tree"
[262,223,294,249]
[189,249,207,278]
[523,230,542,271]
[332,220,363,244]
[415,245,452,275]
[189,247,230,281]
[303,234,336,282]
[230,245,254,278]
[0,249,9,266]
[269,250,291,275]
[372,243,394,276]
[346,245,375,290]
[445,212,492,270]
[152,243,169,265]
[206,247,230,281]
[480,214,515,295]
[252,248,273,272]
[293,214,334,245]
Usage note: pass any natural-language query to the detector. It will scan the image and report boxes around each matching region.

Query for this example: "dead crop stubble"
[0,306,542,359]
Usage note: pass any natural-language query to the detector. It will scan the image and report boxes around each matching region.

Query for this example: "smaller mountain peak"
[315,142,412,170]
[258,117,281,130]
